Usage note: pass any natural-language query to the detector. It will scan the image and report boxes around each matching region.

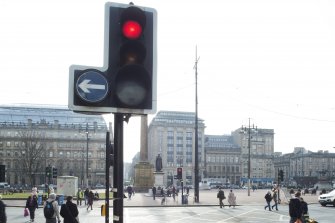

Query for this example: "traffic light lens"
[122,20,142,39]
[115,65,150,107]
[120,41,146,65]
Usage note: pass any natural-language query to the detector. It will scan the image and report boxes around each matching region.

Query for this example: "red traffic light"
[122,20,142,39]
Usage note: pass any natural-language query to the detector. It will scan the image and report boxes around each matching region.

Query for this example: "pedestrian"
[25,192,38,222]
[271,189,279,211]
[87,190,94,211]
[228,189,236,208]
[0,195,7,223]
[76,189,83,206]
[127,186,133,199]
[264,191,272,211]
[172,186,176,201]
[289,191,303,223]
[217,188,225,208]
[60,196,79,223]
[84,188,89,205]
[301,197,309,223]
[43,193,61,223]
[186,186,190,195]
[152,186,156,200]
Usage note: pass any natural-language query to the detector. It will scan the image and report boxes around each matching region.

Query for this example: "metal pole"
[194,46,200,203]
[113,114,124,223]
[247,118,251,197]
[86,123,89,188]
[105,132,110,223]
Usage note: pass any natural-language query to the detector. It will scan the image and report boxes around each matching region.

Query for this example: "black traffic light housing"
[46,166,52,178]
[68,2,157,115]
[52,167,58,178]
[108,142,114,167]
[177,167,182,179]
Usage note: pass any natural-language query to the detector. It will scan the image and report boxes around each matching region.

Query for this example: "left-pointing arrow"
[78,79,106,93]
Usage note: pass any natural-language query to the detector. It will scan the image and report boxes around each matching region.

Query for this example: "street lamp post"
[240,118,257,197]
[85,123,89,188]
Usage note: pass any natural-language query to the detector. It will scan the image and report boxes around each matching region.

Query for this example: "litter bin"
[182,195,188,204]
[56,195,64,205]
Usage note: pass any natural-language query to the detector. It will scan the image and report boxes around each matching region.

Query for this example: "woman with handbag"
[60,196,79,223]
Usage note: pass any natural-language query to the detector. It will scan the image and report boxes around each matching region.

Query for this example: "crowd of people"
[0,184,319,223]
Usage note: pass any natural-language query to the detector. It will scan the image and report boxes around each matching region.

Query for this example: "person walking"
[228,189,236,208]
[289,192,303,223]
[271,189,279,211]
[44,193,61,223]
[25,192,38,222]
[152,186,156,200]
[127,186,133,200]
[172,186,176,202]
[301,197,309,223]
[264,191,272,211]
[84,188,89,205]
[0,195,7,223]
[87,190,94,211]
[60,196,79,223]
[217,188,225,208]
[76,189,83,206]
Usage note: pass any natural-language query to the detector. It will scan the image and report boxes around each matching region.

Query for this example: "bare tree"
[18,129,46,186]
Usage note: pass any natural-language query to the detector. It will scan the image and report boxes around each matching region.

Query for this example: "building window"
[6,142,10,147]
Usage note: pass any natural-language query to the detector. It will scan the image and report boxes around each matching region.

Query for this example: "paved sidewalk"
[3,188,319,208]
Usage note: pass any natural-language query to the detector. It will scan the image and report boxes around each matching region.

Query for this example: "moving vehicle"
[318,189,335,206]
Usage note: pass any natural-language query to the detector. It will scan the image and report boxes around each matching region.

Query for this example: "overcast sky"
[1,0,335,162]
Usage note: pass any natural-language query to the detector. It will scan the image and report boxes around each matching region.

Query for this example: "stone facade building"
[204,135,242,185]
[0,104,108,188]
[148,111,205,187]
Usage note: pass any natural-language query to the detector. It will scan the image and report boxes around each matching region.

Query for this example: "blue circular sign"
[75,70,109,103]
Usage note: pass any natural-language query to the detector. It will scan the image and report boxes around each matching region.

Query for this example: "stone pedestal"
[134,162,154,192]
[153,171,165,187]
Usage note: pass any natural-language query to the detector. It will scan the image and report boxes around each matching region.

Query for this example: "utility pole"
[194,46,200,203]
[240,118,257,196]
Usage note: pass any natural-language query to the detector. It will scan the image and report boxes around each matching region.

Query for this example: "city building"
[0,104,109,188]
[231,128,275,186]
[148,111,206,187]
[204,135,242,186]
[274,147,335,188]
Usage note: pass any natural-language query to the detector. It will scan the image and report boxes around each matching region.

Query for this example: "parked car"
[318,189,335,206]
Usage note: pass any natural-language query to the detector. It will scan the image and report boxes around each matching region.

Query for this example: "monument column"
[134,115,154,192]
[140,115,148,161]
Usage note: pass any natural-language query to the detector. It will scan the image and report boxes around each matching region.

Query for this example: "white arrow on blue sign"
[75,70,109,103]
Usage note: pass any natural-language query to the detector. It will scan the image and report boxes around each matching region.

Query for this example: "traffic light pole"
[105,132,110,223]
[113,113,128,223]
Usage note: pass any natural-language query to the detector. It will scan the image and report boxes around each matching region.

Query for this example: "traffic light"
[108,142,114,166]
[177,167,182,179]
[52,167,58,178]
[46,166,52,178]
[68,2,157,115]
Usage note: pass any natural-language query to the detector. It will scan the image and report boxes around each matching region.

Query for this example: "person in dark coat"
[217,188,225,208]
[152,186,156,200]
[87,190,94,210]
[25,193,38,222]
[60,196,79,223]
[289,192,303,223]
[0,195,7,223]
[264,191,272,211]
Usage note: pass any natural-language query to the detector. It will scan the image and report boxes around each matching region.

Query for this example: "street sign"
[75,70,108,103]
